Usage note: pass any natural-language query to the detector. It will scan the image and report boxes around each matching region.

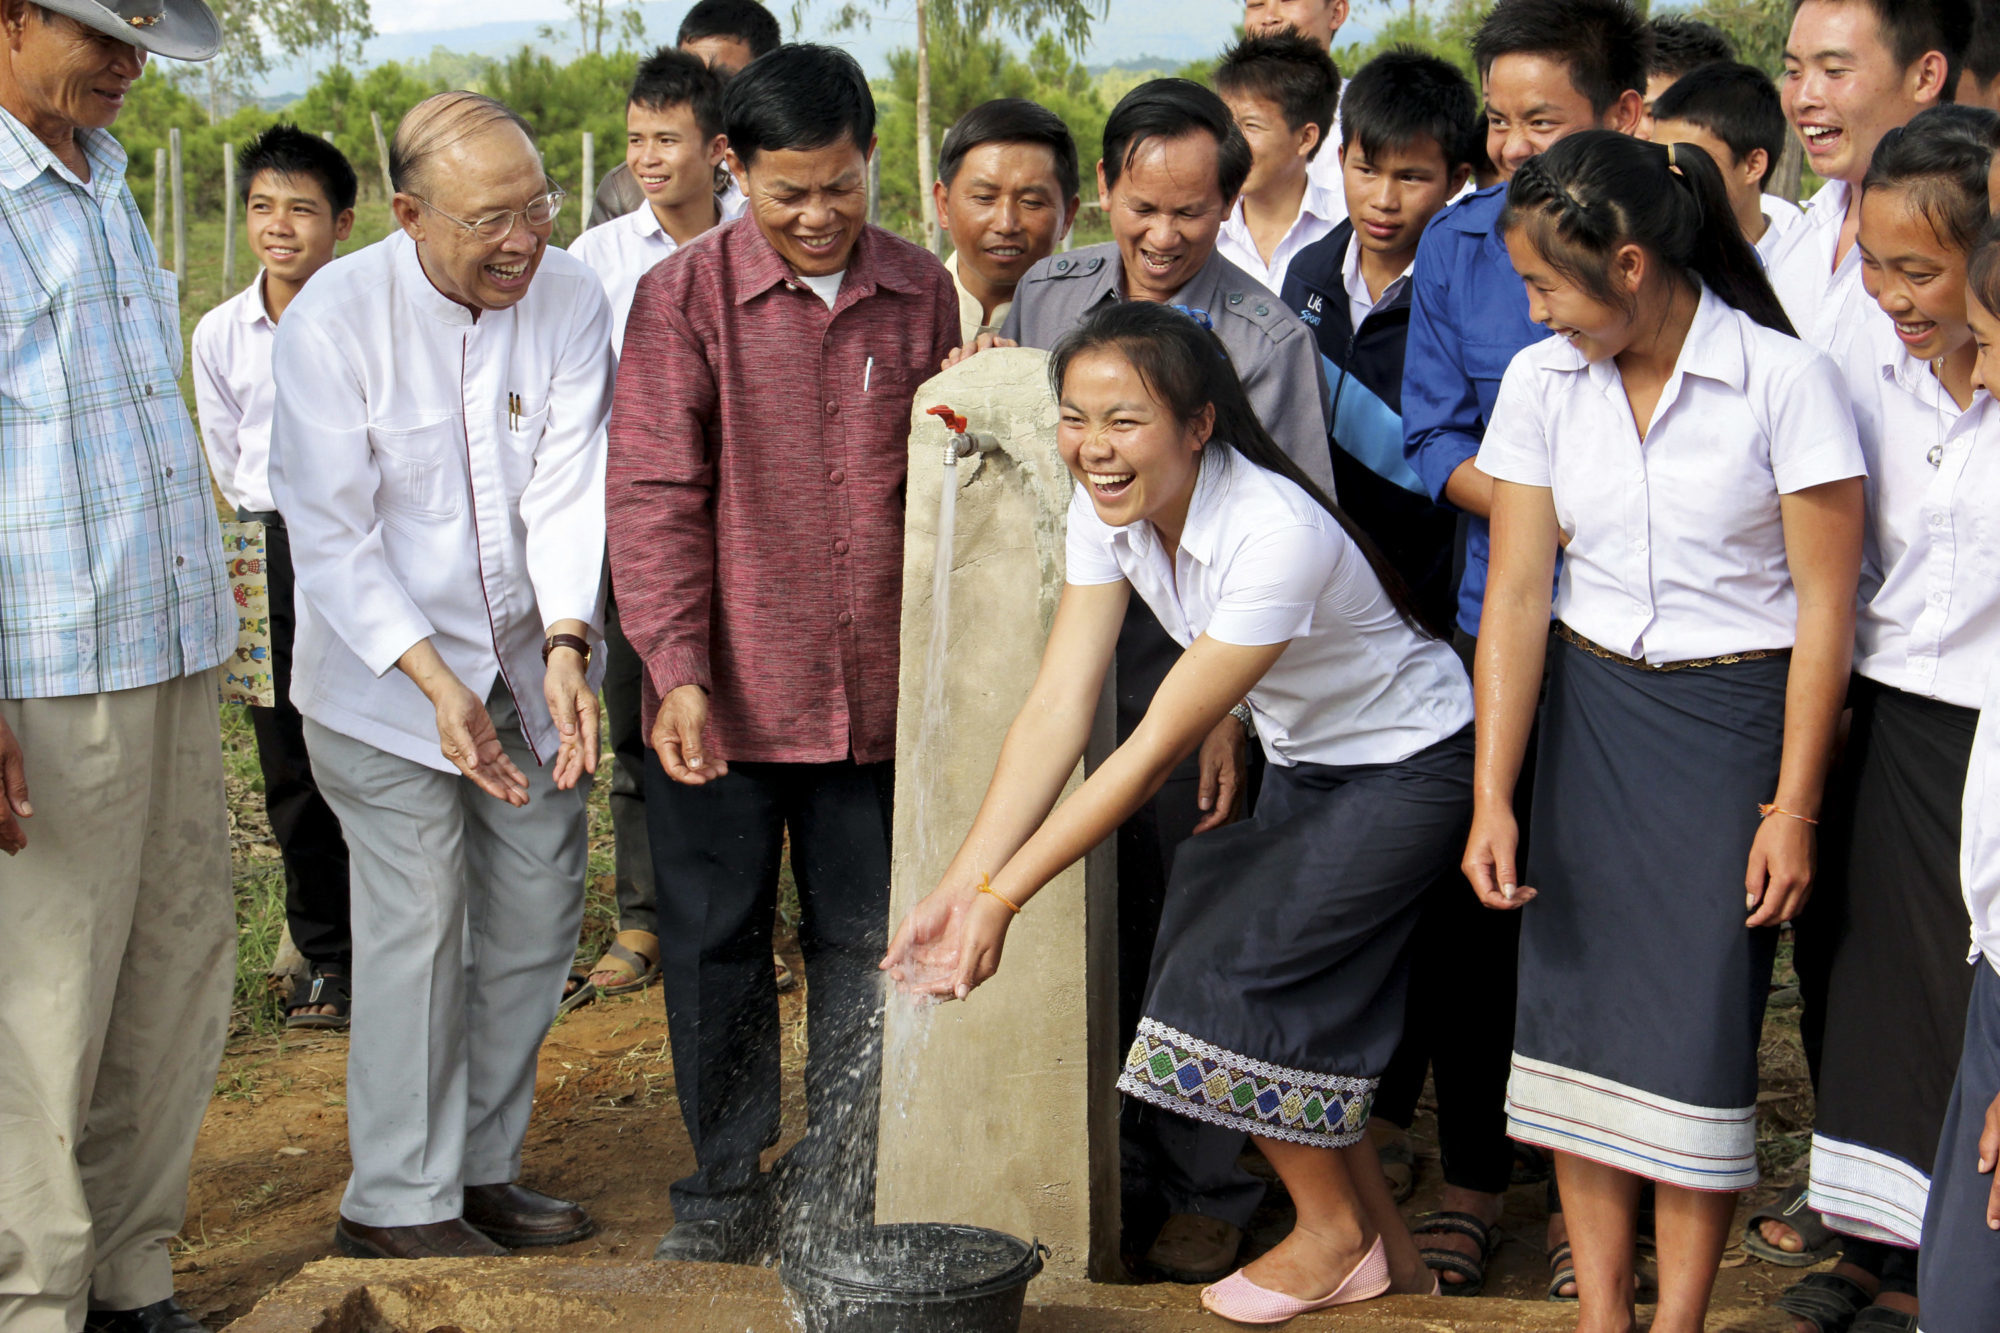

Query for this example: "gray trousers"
[305,687,587,1227]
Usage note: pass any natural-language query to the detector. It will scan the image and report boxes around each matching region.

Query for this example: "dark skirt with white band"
[1117,727,1473,1148]
[1506,632,1788,1192]
[1808,679,1979,1246]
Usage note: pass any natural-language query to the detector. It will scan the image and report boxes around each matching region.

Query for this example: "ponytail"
[1048,302,1434,636]
[1502,128,1795,338]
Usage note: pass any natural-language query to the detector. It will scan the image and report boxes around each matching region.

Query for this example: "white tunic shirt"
[191,270,279,514]
[1478,286,1867,664]
[269,231,615,771]
[1844,317,2000,708]
[1764,178,1869,358]
[1964,661,2000,976]
[565,194,745,355]
[1065,445,1472,767]
[1216,178,1345,297]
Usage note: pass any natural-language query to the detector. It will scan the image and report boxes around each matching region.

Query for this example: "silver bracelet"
[1229,701,1253,730]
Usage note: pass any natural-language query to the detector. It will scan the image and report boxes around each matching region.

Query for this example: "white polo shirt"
[1764,178,1869,358]
[1477,286,1867,664]
[1756,191,1805,265]
[1844,317,2000,708]
[1065,444,1472,768]
[1216,178,1345,297]
[1964,659,2000,975]
[191,269,279,514]
[566,193,746,355]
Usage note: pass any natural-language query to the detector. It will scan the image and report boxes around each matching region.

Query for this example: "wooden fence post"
[151,147,167,261]
[371,111,394,199]
[580,131,595,220]
[222,142,236,293]
[169,127,186,285]
[868,150,880,225]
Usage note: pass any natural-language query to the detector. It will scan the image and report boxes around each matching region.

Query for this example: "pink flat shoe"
[1199,1235,1392,1324]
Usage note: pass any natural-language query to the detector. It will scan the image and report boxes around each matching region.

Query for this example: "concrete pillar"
[875,348,1121,1279]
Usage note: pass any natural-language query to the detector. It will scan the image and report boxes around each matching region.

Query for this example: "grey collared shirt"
[999,241,1335,494]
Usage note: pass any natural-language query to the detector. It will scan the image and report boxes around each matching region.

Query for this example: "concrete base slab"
[224,1257,1795,1331]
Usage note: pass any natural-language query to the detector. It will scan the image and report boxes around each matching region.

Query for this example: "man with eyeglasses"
[268,90,616,1261]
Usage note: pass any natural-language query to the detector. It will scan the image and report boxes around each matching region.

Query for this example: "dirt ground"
[172,926,1823,1330]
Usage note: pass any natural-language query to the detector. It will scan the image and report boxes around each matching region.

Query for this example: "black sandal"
[284,965,351,1031]
[1546,1240,1577,1302]
[1412,1211,1497,1297]
[1851,1309,1917,1332]
[1773,1272,1873,1333]
[1745,1182,1842,1266]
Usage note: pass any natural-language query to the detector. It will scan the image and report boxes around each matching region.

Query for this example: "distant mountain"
[256,1,1372,97]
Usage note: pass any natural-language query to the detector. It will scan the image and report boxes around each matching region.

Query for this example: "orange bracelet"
[978,873,1022,914]
[1758,802,1820,826]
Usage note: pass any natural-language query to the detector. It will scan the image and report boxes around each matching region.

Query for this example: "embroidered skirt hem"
[1119,1018,1375,1148]
[1506,1053,1758,1192]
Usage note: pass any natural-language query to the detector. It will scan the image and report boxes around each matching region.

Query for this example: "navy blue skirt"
[1117,727,1473,1148]
[1507,635,1786,1192]
[1917,959,2000,1332]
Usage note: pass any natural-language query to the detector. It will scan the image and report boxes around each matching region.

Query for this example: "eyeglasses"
[412,186,567,242]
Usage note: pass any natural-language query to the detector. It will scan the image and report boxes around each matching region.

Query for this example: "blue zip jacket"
[1282,221,1460,637]
[1402,183,1544,637]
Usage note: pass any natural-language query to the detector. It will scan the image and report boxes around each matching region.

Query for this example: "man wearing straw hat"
[0,0,234,1330]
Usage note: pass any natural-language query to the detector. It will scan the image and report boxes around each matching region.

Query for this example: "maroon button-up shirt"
[607,219,959,763]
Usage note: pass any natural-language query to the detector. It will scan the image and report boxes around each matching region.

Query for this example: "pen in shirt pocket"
[863,356,873,393]
[508,392,520,430]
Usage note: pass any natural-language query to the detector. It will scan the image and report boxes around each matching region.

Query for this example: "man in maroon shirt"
[607,43,959,1265]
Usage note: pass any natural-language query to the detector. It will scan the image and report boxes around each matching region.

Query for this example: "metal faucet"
[926,404,975,465]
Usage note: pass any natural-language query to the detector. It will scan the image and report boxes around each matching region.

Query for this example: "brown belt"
[1554,622,1791,673]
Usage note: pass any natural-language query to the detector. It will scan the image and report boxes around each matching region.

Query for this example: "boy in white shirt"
[1650,62,1805,263]
[1214,32,1345,295]
[569,49,743,356]
[191,125,357,1032]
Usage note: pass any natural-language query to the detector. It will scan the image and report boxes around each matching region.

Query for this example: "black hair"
[1339,45,1481,169]
[1967,215,2000,311]
[238,123,358,215]
[937,98,1081,202]
[721,43,874,166]
[1645,15,1735,80]
[1861,104,1998,253]
[1501,128,1796,336]
[675,0,780,60]
[1101,78,1254,202]
[1048,302,1431,635]
[1649,62,1788,189]
[629,46,726,140]
[1213,33,1342,163]
[1474,0,1649,117]
[1790,0,1974,102]
[1969,0,2000,87]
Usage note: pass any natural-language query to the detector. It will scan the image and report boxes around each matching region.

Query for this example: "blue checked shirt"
[0,109,232,699]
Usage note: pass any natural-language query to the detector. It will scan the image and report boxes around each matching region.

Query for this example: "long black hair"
[1047,301,1431,636]
[1500,128,1796,337]
[1862,104,1998,255]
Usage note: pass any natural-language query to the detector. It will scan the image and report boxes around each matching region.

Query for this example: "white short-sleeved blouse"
[1476,286,1866,665]
[1065,446,1472,768]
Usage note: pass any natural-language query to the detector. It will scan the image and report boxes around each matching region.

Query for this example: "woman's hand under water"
[881,879,1018,1001]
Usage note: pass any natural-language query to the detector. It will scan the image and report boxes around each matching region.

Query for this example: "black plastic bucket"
[780,1223,1047,1333]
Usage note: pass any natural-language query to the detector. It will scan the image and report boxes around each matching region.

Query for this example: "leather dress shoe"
[333,1216,509,1259]
[463,1182,596,1247]
[653,1212,775,1265]
[1144,1212,1245,1284]
[83,1298,209,1332]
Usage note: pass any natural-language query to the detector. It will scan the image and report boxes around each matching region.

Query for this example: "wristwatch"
[542,632,592,664]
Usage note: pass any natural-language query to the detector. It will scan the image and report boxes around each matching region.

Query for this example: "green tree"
[272,0,376,80]
[169,0,271,123]
[1689,0,1791,72]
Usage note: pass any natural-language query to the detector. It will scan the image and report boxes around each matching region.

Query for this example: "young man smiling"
[932,97,1080,345]
[607,44,958,1265]
[1767,0,1971,356]
[1213,31,1344,296]
[1241,0,1351,203]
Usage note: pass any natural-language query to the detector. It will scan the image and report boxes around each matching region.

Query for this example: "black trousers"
[246,518,351,967]
[1371,629,1525,1197]
[601,581,656,935]
[1116,599,1266,1232]
[645,754,893,1228]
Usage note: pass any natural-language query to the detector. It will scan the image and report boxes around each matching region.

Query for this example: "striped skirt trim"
[1807,1133,1928,1247]
[1118,1018,1376,1149]
[1505,1054,1759,1192]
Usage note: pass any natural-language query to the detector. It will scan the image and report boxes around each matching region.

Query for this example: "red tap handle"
[926,404,967,434]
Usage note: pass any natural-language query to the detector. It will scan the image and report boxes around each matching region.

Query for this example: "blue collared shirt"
[0,109,231,698]
[1402,183,1545,637]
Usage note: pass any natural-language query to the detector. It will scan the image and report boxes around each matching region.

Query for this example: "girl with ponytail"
[885,301,1478,1321]
[1464,129,1866,1333]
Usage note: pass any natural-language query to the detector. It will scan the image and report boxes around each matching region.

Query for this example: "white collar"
[1340,229,1411,308]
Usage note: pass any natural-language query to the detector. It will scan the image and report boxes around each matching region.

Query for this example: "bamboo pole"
[221,142,236,293]
[151,147,167,261]
[371,111,394,198]
[580,131,595,220]
[169,127,186,285]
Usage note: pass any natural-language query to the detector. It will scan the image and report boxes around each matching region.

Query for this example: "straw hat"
[35,0,221,61]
